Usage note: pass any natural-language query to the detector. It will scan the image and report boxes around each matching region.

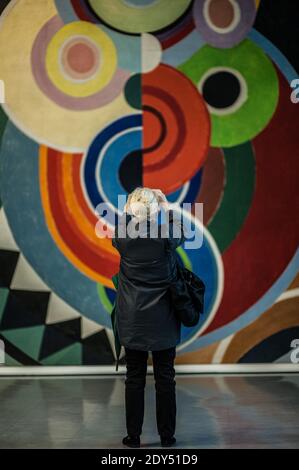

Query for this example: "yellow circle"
[45,21,117,97]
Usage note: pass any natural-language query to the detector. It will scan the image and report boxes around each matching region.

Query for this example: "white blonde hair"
[126,187,159,220]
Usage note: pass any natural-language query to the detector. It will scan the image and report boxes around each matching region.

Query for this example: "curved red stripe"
[71,0,97,23]
[143,85,186,171]
[71,153,100,226]
[46,149,117,279]
[161,20,195,50]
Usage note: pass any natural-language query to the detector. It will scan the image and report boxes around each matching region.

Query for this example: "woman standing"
[112,187,186,448]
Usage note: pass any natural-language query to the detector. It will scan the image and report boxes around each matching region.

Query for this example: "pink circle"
[66,42,95,74]
[61,37,100,80]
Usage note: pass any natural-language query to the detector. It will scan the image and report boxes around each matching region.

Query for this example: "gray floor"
[0,374,298,448]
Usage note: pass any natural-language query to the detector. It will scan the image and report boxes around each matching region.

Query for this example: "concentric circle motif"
[198,66,248,115]
[193,0,257,48]
[45,21,117,97]
[179,39,279,147]
[142,64,211,192]
[83,113,204,227]
[83,114,143,224]
[88,0,192,33]
[31,15,130,111]
[54,0,146,73]
[0,0,132,151]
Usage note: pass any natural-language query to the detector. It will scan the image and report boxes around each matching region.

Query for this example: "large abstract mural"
[0,0,298,366]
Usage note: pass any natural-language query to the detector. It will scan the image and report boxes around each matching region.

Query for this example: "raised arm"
[152,189,186,250]
[166,208,186,250]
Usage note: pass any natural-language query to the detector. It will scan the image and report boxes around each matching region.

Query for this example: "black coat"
[112,210,185,351]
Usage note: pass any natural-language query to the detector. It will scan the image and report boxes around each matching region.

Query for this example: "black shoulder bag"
[167,252,206,327]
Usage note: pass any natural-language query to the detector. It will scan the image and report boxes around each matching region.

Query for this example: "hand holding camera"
[151,189,169,211]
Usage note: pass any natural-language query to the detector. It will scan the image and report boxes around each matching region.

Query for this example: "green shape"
[178,39,279,147]
[89,0,192,33]
[0,288,9,324]
[41,342,82,365]
[124,73,142,110]
[1,325,45,360]
[208,141,255,252]
[4,353,21,366]
[97,283,114,314]
[176,246,192,270]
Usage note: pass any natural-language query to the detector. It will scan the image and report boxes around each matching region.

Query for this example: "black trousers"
[124,346,176,438]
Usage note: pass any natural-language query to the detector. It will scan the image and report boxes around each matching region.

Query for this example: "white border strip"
[0,364,298,376]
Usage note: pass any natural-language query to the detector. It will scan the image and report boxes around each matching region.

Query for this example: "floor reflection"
[0,374,298,448]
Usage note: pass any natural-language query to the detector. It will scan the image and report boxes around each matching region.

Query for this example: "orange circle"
[142,64,210,193]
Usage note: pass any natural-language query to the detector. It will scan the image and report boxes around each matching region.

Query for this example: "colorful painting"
[0,0,298,366]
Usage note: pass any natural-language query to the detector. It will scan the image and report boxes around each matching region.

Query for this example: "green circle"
[178,39,279,147]
[88,0,192,33]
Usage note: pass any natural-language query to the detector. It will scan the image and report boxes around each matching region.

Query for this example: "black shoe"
[161,436,176,447]
[122,435,141,448]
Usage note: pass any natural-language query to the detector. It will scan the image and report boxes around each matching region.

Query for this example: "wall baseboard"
[0,364,298,376]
